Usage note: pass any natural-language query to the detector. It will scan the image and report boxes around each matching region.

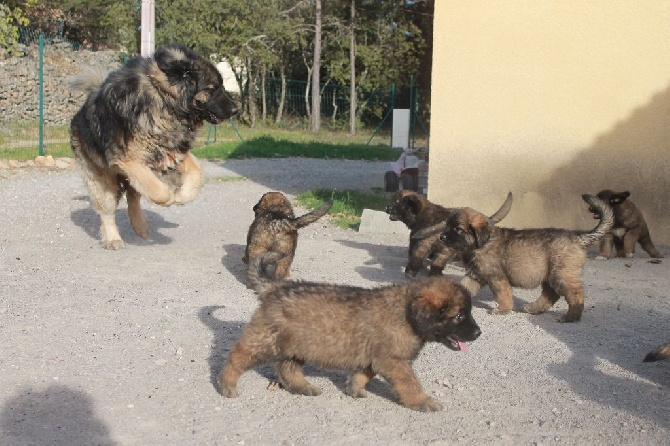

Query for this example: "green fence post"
[38,34,44,157]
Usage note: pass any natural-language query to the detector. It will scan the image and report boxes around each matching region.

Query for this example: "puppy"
[219,252,481,412]
[643,342,670,362]
[437,194,614,322]
[386,191,513,277]
[586,189,663,260]
[242,192,332,287]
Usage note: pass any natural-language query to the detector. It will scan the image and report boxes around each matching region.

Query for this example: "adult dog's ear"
[154,45,196,85]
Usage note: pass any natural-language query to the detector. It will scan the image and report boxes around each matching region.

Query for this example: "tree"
[0,2,30,57]
[310,0,322,133]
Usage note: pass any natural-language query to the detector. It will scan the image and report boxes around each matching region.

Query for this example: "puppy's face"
[588,189,630,219]
[439,208,491,250]
[386,190,424,224]
[410,280,481,351]
[253,192,295,219]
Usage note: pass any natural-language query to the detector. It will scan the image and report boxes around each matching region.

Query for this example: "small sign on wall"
[392,109,410,149]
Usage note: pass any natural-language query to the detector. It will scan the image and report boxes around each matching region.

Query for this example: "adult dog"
[437,194,614,322]
[386,191,513,277]
[586,189,663,260]
[219,252,481,412]
[242,192,333,287]
[70,43,238,249]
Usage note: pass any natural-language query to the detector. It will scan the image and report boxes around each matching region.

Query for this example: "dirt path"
[0,159,668,445]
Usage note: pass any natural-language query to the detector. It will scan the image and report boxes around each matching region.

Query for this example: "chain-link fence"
[0,34,428,161]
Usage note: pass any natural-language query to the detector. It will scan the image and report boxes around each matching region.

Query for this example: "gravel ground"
[0,158,669,445]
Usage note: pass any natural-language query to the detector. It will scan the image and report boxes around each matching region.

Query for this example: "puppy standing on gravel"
[437,194,614,322]
[586,189,663,260]
[242,192,332,287]
[219,252,481,412]
[386,191,513,277]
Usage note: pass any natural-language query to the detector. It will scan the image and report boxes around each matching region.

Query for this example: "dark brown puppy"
[70,43,238,249]
[643,342,670,362]
[386,191,513,277]
[242,192,333,287]
[437,194,614,322]
[219,252,481,412]
[587,189,663,260]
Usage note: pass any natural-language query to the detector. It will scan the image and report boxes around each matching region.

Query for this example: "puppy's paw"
[491,307,513,316]
[595,255,608,261]
[625,253,635,258]
[221,386,239,398]
[344,385,368,399]
[522,302,548,315]
[296,385,322,396]
[407,397,444,412]
[404,269,418,278]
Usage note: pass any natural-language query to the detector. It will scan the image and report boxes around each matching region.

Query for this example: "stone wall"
[0,44,121,125]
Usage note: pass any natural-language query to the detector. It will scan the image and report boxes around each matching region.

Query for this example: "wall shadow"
[534,82,670,245]
[1,384,114,445]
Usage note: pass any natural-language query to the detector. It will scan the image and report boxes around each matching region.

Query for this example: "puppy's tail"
[247,251,285,293]
[643,342,670,362]
[69,66,109,94]
[411,192,513,240]
[489,191,513,224]
[578,194,614,246]
[290,200,333,230]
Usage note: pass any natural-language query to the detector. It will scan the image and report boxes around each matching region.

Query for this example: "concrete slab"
[358,208,409,234]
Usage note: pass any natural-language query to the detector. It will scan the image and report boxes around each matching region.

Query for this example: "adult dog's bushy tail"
[578,195,614,246]
[69,66,109,94]
[643,342,670,362]
[247,251,284,293]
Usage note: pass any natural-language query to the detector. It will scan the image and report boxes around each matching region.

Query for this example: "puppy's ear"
[469,220,490,248]
[411,288,445,325]
[252,202,260,212]
[402,195,423,215]
[612,191,630,204]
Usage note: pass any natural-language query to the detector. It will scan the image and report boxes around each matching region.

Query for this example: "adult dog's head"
[439,208,492,251]
[253,192,295,219]
[587,189,630,219]
[153,43,238,124]
[409,279,481,351]
[385,190,427,225]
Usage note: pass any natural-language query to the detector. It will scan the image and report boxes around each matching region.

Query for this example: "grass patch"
[206,175,247,183]
[296,188,390,230]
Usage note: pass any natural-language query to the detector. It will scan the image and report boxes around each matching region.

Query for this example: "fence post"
[38,34,44,156]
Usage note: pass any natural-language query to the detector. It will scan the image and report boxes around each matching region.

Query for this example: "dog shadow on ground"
[198,305,398,404]
[335,239,409,283]
[70,205,177,247]
[0,384,113,445]
[221,244,247,286]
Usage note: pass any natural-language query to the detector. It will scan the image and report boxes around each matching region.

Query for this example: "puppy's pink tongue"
[458,341,468,352]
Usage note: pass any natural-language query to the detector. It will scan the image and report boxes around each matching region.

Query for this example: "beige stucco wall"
[428,1,670,246]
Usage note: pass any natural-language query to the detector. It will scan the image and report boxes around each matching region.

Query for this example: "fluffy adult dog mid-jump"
[70,43,238,249]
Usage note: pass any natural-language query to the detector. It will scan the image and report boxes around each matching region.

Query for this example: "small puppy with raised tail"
[436,194,614,322]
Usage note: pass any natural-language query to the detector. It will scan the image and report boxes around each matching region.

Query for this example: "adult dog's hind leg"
[173,152,204,205]
[85,169,125,250]
[126,186,148,239]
